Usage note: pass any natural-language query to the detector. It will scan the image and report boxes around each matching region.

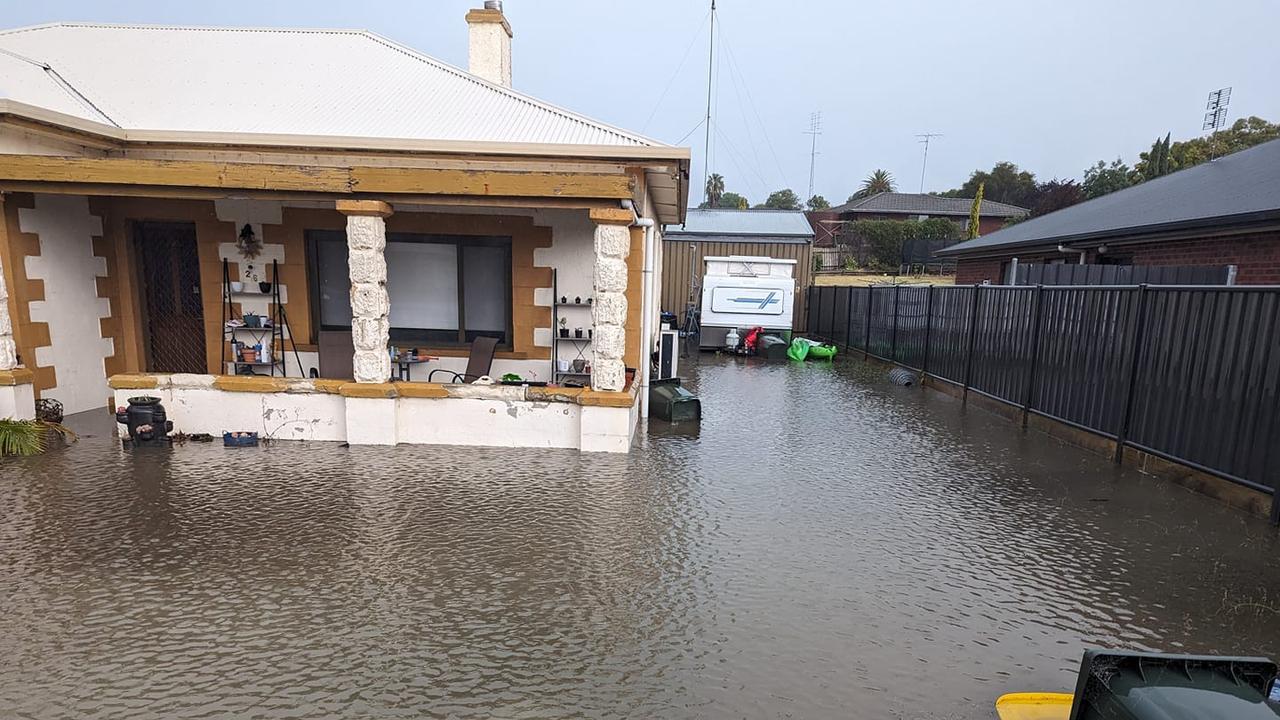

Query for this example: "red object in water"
[743,326,764,353]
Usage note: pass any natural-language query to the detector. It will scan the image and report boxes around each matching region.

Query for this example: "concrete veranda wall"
[110,374,638,452]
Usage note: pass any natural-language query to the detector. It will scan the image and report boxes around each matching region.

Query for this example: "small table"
[396,355,436,381]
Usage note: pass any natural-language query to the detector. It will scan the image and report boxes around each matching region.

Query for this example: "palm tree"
[850,169,896,201]
[704,173,725,208]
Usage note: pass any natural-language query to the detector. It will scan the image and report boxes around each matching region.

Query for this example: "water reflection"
[2,355,1278,719]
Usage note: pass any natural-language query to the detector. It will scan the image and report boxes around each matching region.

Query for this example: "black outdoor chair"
[427,335,499,383]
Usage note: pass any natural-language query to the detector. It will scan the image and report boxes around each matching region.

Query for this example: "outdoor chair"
[427,335,499,383]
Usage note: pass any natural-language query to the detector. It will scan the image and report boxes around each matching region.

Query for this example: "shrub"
[0,419,76,457]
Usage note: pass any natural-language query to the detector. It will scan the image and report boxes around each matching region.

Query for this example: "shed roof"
[939,138,1280,257]
[666,209,815,242]
[831,192,1027,218]
[0,23,664,147]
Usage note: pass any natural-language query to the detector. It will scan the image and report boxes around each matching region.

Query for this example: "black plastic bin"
[1068,650,1279,719]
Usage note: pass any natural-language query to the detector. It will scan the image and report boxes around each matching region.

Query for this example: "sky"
[5,0,1279,206]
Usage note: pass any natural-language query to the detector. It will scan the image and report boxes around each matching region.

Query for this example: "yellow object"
[994,693,1073,720]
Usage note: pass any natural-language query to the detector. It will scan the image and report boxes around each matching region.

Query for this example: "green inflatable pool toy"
[787,337,838,361]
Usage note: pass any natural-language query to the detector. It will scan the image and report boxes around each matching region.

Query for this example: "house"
[660,208,813,330]
[0,6,690,452]
[937,138,1280,285]
[807,192,1027,247]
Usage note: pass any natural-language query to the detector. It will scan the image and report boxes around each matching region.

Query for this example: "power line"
[701,0,717,203]
[916,133,943,193]
[804,111,823,200]
[716,17,788,189]
[641,10,711,133]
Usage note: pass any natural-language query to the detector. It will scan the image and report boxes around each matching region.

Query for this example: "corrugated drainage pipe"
[888,367,915,386]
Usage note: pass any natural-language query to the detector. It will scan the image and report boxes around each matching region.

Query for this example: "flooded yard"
[3,356,1279,719]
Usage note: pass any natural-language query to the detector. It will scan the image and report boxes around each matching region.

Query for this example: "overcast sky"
[7,0,1279,205]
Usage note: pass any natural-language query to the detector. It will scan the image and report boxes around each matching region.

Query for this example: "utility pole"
[916,132,943,193]
[702,0,717,203]
[805,111,822,201]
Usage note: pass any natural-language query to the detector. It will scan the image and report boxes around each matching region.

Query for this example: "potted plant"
[558,317,569,338]
[560,295,567,304]
[587,328,593,339]
[587,297,593,305]
[574,327,583,339]
[574,296,582,305]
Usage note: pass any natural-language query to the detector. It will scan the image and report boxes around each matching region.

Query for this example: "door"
[134,222,207,373]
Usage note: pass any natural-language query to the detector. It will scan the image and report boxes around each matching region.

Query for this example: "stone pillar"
[589,208,633,391]
[337,200,394,383]
[0,194,14,371]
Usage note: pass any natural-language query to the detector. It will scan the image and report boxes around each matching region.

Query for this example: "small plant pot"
[571,359,586,373]
[560,296,567,304]
[574,328,583,339]
[574,296,582,305]
[230,281,244,293]
[258,282,272,294]
[241,350,257,364]
[558,328,570,338]
[587,328,593,339]
[587,297,593,305]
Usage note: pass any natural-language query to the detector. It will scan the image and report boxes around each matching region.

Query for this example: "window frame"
[305,229,514,350]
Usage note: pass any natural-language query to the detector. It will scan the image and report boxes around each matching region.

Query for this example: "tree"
[757,188,802,210]
[704,173,725,208]
[850,169,896,201]
[1030,179,1085,217]
[1134,117,1279,178]
[720,191,749,210]
[966,182,983,239]
[941,161,1038,208]
[806,195,831,211]
[1082,159,1132,199]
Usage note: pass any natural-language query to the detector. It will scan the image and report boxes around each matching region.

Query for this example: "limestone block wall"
[18,194,115,414]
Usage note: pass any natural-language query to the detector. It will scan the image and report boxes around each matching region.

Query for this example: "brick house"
[938,139,1280,285]
[807,192,1027,247]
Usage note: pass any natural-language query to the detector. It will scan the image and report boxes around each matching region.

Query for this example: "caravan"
[698,255,796,349]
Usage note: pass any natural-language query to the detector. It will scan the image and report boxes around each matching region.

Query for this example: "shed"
[662,209,813,330]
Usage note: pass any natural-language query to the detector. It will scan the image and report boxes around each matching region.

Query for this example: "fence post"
[890,284,901,363]
[962,284,982,405]
[863,286,873,359]
[845,284,855,351]
[1114,284,1149,464]
[1021,285,1045,428]
[921,285,934,378]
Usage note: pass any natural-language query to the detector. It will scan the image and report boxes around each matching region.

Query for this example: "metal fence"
[1012,262,1232,286]
[805,283,1280,520]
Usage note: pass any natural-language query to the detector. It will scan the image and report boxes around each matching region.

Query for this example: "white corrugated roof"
[666,209,815,238]
[0,23,667,147]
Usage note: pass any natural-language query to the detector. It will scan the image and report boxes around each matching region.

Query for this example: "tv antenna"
[804,111,822,201]
[1203,87,1231,161]
[916,133,943,192]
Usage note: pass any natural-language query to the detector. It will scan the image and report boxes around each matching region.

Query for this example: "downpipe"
[636,216,656,418]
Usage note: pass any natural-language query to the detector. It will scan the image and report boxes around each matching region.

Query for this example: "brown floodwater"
[3,356,1279,719]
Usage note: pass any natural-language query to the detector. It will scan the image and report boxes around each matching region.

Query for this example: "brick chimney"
[466,1,512,87]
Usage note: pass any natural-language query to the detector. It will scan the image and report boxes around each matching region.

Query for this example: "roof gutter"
[936,210,1280,259]
[0,98,692,164]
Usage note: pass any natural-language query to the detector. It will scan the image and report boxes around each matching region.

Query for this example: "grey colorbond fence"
[805,283,1280,520]
[1012,263,1232,286]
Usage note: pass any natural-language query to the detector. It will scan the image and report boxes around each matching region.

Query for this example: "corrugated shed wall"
[660,240,812,330]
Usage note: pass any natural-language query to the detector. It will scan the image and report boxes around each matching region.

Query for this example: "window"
[306,230,512,347]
